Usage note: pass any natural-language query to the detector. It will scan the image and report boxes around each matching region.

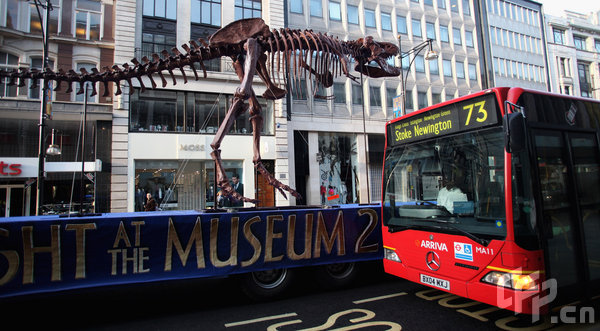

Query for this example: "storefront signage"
[0,206,382,298]
[180,144,206,152]
[388,93,500,146]
[0,161,22,176]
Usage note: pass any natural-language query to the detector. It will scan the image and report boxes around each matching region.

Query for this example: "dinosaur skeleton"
[0,18,401,205]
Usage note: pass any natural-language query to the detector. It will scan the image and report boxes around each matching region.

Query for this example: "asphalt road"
[2,265,598,330]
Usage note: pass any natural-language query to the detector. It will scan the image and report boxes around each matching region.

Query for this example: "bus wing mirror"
[503,112,526,153]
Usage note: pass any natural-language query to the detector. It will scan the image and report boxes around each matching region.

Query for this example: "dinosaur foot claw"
[255,162,303,202]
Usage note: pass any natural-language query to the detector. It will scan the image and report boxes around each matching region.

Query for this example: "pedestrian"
[135,185,145,211]
[320,182,326,204]
[230,174,244,207]
[144,192,157,211]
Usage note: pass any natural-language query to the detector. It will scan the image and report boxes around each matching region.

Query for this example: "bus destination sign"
[389,94,500,146]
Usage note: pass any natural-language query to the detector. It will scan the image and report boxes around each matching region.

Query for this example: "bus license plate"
[420,274,450,290]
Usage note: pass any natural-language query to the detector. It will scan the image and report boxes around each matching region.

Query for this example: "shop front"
[128,134,276,212]
[0,158,102,216]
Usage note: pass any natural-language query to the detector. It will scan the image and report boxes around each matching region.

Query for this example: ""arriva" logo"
[420,240,448,252]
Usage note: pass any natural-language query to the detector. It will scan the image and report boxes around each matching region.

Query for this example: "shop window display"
[135,159,242,211]
[317,133,359,205]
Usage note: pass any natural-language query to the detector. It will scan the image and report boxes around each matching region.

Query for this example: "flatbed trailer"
[0,204,382,299]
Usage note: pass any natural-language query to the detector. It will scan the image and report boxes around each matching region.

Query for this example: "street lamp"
[397,36,438,117]
[33,0,53,215]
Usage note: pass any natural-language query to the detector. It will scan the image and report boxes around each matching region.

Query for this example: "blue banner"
[0,205,382,298]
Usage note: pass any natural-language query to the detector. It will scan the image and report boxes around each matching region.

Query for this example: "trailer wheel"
[239,268,296,301]
[313,262,359,289]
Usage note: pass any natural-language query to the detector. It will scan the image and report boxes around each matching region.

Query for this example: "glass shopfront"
[129,89,274,135]
[135,159,243,211]
[318,133,359,205]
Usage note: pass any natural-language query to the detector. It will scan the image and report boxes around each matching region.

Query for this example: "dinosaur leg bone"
[248,94,302,201]
[209,38,261,205]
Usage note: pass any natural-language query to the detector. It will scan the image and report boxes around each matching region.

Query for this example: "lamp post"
[34,0,53,215]
[397,36,438,117]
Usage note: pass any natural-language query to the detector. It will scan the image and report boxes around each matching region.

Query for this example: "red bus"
[381,87,600,314]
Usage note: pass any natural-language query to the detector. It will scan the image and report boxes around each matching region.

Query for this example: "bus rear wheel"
[313,262,359,290]
[239,268,296,301]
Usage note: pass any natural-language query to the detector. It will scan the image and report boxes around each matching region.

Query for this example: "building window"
[438,0,446,9]
[75,0,101,40]
[3,0,19,30]
[450,0,459,13]
[29,0,60,35]
[456,61,465,79]
[426,22,435,40]
[573,35,586,51]
[468,63,477,81]
[465,30,474,47]
[333,82,345,103]
[401,56,410,70]
[235,0,261,19]
[130,89,273,135]
[578,62,591,97]
[429,58,439,75]
[440,25,449,42]
[553,28,564,45]
[443,59,452,77]
[432,93,441,104]
[29,57,54,99]
[75,63,97,103]
[141,30,177,60]
[318,133,359,205]
[559,57,570,77]
[348,5,359,24]
[192,0,221,26]
[310,0,322,17]
[0,52,18,97]
[462,0,470,15]
[397,15,407,34]
[424,0,433,6]
[364,8,376,28]
[386,87,397,110]
[352,84,362,105]
[369,86,381,107]
[412,19,421,38]
[595,39,600,52]
[415,55,425,72]
[453,28,461,45]
[381,13,392,31]
[143,0,177,19]
[329,1,341,21]
[417,91,427,109]
[290,0,303,14]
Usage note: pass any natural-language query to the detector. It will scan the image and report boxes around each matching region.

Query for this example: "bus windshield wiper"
[423,219,489,246]
[416,200,455,217]
[386,223,430,233]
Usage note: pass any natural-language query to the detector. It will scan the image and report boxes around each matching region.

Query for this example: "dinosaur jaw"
[355,57,401,78]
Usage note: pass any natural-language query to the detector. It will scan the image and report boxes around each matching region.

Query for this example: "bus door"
[533,129,600,304]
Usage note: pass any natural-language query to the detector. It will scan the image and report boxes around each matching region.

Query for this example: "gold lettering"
[265,215,284,262]
[113,221,132,248]
[457,306,501,322]
[164,217,205,271]
[438,295,480,309]
[0,228,19,286]
[241,216,262,267]
[209,217,238,267]
[314,211,345,258]
[107,249,119,275]
[121,248,138,274]
[131,221,145,246]
[65,223,97,279]
[415,289,453,301]
[287,214,313,260]
[22,225,61,284]
[138,247,150,273]
[355,209,378,253]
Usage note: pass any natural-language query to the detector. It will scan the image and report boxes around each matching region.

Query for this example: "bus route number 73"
[463,101,487,126]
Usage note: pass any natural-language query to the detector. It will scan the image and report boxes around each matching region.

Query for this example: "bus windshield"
[382,128,507,243]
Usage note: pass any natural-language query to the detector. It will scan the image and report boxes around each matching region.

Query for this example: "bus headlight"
[384,247,402,263]
[481,271,538,290]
